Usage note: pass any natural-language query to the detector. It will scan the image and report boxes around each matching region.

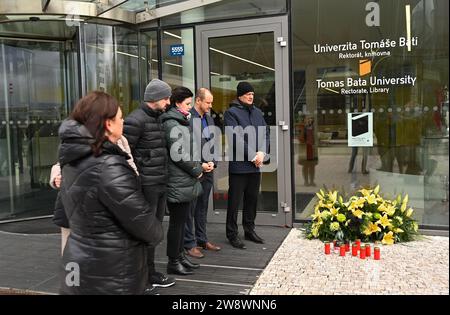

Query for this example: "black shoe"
[167,259,194,275]
[244,231,265,244]
[149,272,176,288]
[180,252,200,269]
[229,237,246,249]
[144,286,160,295]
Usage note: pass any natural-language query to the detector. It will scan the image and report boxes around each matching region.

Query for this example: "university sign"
[313,2,419,95]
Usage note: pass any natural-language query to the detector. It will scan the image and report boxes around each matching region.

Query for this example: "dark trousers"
[167,201,192,260]
[142,185,167,275]
[184,174,213,249]
[226,173,261,240]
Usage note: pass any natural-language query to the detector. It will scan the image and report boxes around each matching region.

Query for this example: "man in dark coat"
[184,88,221,259]
[223,82,269,249]
[124,79,175,290]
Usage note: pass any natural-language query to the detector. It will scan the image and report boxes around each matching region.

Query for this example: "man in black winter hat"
[124,79,175,292]
[223,81,269,249]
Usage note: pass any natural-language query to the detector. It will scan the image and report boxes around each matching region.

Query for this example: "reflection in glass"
[208,32,277,212]
[161,28,195,91]
[83,24,140,116]
[0,38,70,220]
[292,0,449,228]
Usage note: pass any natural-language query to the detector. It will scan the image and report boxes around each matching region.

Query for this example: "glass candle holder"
[374,247,380,260]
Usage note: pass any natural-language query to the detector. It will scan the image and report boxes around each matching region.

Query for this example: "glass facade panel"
[83,24,140,116]
[161,0,287,26]
[292,0,449,228]
[0,37,70,220]
[139,31,159,100]
[161,28,195,91]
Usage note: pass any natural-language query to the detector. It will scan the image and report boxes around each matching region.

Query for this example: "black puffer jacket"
[58,119,163,295]
[160,107,203,203]
[124,103,168,187]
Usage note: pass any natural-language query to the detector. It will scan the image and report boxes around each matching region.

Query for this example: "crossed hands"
[252,151,265,168]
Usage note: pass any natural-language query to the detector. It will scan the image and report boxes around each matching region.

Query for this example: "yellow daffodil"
[321,211,331,219]
[359,188,372,197]
[377,214,392,229]
[401,201,407,213]
[311,224,320,237]
[363,222,381,235]
[406,208,414,217]
[329,191,338,204]
[413,222,418,232]
[314,203,321,212]
[383,204,396,216]
[378,203,388,212]
[382,231,395,245]
[396,194,402,204]
[311,208,321,220]
[315,192,324,200]
[394,216,403,225]
[394,228,404,233]
[338,195,344,204]
[352,209,364,219]
[330,207,339,217]
[374,185,380,195]
[402,194,409,206]
[366,194,377,205]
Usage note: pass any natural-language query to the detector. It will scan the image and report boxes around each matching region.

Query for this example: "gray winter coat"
[160,107,203,203]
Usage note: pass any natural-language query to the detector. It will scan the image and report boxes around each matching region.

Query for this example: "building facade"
[0,0,448,230]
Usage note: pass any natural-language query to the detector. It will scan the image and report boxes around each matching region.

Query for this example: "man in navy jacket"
[224,82,269,249]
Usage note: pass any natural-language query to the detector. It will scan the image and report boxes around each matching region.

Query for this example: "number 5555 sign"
[169,44,185,56]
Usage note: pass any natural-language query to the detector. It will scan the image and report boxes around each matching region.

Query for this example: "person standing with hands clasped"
[224,82,269,249]
[161,87,207,275]
[184,88,221,259]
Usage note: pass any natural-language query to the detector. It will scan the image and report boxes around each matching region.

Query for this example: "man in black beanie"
[124,79,175,292]
[223,81,269,249]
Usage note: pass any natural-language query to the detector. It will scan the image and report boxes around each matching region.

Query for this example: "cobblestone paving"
[250,229,449,295]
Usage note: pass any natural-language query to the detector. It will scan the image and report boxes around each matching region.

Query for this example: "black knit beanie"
[236,81,254,97]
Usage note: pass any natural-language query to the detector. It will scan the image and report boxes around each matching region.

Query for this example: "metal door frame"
[195,16,292,227]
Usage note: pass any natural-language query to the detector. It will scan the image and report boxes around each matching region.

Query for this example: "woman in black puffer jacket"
[160,87,207,275]
[58,91,163,295]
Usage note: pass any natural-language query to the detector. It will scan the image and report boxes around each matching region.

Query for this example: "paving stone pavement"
[250,229,449,295]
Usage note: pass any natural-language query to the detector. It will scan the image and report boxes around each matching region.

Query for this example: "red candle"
[365,244,371,257]
[355,239,361,250]
[351,243,358,256]
[374,247,380,260]
[324,242,331,255]
[345,242,350,252]
[339,244,346,256]
[360,247,366,259]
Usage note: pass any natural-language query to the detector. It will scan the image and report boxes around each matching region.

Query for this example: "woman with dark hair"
[58,91,163,294]
[161,87,208,275]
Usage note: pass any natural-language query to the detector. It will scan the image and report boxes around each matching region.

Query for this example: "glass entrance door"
[196,17,291,226]
[0,35,77,221]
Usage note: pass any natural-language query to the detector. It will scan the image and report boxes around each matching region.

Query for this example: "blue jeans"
[184,174,213,249]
